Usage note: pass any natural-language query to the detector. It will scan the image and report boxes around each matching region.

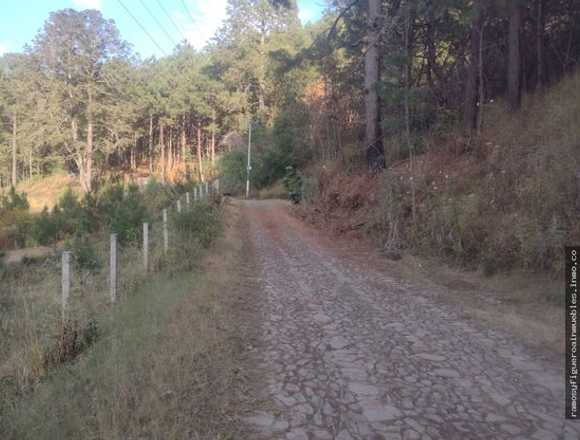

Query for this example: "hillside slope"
[300,71,580,279]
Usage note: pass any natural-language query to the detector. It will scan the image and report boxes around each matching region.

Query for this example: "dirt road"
[241,200,576,440]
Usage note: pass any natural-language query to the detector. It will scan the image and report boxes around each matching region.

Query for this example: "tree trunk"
[258,29,267,115]
[71,117,87,193]
[85,88,94,192]
[160,121,165,183]
[477,23,486,135]
[507,1,522,111]
[11,113,17,187]
[211,126,216,165]
[132,131,137,170]
[197,126,204,182]
[405,1,417,224]
[463,1,483,131]
[364,0,385,171]
[536,0,544,89]
[148,114,154,173]
[425,0,436,89]
[168,127,173,173]
[181,119,187,166]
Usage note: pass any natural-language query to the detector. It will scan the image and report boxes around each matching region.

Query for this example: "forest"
[1,1,580,438]
[1,0,579,271]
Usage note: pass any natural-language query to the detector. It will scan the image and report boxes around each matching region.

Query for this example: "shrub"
[67,234,100,272]
[56,188,83,237]
[254,147,290,189]
[78,192,100,235]
[0,209,32,249]
[32,207,59,246]
[0,187,32,248]
[98,184,149,244]
[283,166,303,203]
[142,178,175,213]
[172,201,222,249]
[219,151,247,195]
[0,187,29,211]
[219,144,294,195]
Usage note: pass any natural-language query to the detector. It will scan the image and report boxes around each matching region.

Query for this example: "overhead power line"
[116,0,168,56]
[155,0,188,42]
[139,0,178,47]
[180,0,197,25]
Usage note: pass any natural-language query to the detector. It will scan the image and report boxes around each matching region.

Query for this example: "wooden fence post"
[186,192,190,208]
[163,209,168,254]
[110,233,118,304]
[61,251,71,321]
[177,199,182,213]
[205,182,209,196]
[143,222,149,272]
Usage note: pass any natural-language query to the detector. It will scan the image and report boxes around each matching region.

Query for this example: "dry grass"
[15,172,79,213]
[297,73,580,359]
[386,253,564,357]
[0,228,166,394]
[0,199,253,439]
[1,246,56,264]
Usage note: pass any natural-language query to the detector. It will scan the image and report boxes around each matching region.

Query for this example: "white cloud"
[72,0,102,10]
[177,0,227,49]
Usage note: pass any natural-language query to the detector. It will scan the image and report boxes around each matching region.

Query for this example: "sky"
[0,0,326,59]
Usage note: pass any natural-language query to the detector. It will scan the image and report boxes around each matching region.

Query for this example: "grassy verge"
[378,252,564,357]
[1,198,252,439]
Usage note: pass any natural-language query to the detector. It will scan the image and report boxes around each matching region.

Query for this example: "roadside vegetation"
[2,1,577,283]
[299,70,580,286]
[0,186,233,438]
[0,2,578,431]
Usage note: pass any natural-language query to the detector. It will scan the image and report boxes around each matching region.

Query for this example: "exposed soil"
[2,245,56,264]
[240,199,574,440]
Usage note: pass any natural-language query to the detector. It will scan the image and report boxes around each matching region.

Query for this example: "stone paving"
[242,201,578,440]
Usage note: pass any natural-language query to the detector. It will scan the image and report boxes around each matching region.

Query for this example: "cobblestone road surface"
[242,200,576,440]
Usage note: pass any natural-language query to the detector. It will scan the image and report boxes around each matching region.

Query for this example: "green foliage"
[142,178,175,213]
[218,116,301,196]
[371,73,580,276]
[31,207,59,246]
[254,147,290,189]
[172,201,222,249]
[56,188,83,236]
[97,184,149,244]
[0,188,32,248]
[77,192,100,235]
[283,165,303,203]
[29,183,154,247]
[78,319,99,351]
[68,235,100,272]
[165,201,222,273]
[0,187,30,211]
[219,151,247,195]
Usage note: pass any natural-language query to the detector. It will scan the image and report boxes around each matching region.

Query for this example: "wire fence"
[0,179,220,391]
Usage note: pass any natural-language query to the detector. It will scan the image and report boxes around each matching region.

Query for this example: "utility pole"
[246,118,252,199]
